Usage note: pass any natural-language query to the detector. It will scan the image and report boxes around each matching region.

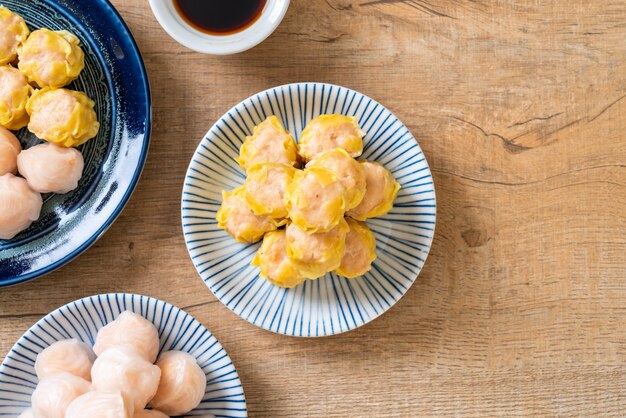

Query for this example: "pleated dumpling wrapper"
[150,351,207,417]
[244,162,296,219]
[0,65,33,130]
[93,310,160,363]
[134,409,170,418]
[285,166,346,233]
[217,185,280,243]
[298,114,364,162]
[18,142,84,194]
[0,174,42,240]
[18,28,84,88]
[335,218,377,278]
[0,126,21,175]
[285,218,349,279]
[348,161,400,221]
[26,87,100,147]
[236,116,298,172]
[307,148,366,210]
[35,339,95,381]
[65,390,134,418]
[31,372,91,418]
[0,6,29,66]
[252,230,306,288]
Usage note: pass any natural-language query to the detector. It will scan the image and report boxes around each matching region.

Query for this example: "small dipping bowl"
[149,0,290,55]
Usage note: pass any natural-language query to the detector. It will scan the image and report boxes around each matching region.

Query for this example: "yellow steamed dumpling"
[26,87,99,147]
[252,230,306,288]
[244,162,296,220]
[348,161,400,221]
[18,28,84,88]
[298,114,364,162]
[335,218,377,278]
[0,65,33,130]
[237,116,298,172]
[0,6,29,66]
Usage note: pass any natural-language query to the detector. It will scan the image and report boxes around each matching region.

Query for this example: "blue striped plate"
[0,294,247,417]
[181,83,436,337]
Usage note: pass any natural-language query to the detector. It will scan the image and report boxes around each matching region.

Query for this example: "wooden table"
[1,1,625,416]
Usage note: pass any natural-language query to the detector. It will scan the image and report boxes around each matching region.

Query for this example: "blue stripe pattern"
[0,294,247,417]
[181,83,436,337]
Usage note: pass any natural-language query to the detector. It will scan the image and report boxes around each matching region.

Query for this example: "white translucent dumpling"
[93,311,160,363]
[150,351,207,416]
[35,339,95,381]
[17,142,84,194]
[0,174,42,240]
[31,372,91,418]
[0,126,20,175]
[65,391,133,418]
[18,408,33,418]
[91,345,161,412]
[134,409,170,418]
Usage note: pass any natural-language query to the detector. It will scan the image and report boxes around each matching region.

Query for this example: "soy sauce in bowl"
[173,0,268,35]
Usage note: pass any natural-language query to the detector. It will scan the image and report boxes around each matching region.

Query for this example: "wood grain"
[1,0,625,416]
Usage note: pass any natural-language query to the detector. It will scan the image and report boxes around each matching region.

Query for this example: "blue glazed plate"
[0,294,247,417]
[181,83,436,337]
[0,0,151,286]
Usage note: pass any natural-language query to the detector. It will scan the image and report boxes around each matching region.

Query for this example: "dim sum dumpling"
[26,87,99,148]
[237,116,298,171]
[35,339,95,381]
[0,7,29,66]
[17,408,33,418]
[18,28,84,88]
[335,218,377,278]
[134,409,169,418]
[307,148,366,210]
[216,185,280,243]
[0,65,33,130]
[17,142,84,194]
[348,162,400,220]
[252,230,306,288]
[285,218,349,279]
[93,311,160,363]
[298,114,364,162]
[0,174,42,240]
[31,372,91,418]
[285,167,346,233]
[150,351,206,416]
[65,391,133,418]
[244,162,296,219]
[0,126,20,175]
[91,346,161,412]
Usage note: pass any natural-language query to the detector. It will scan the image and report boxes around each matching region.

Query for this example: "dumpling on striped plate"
[31,372,91,418]
[335,218,377,279]
[298,114,364,162]
[0,7,29,66]
[93,311,160,363]
[347,161,400,221]
[252,230,306,288]
[134,409,170,418]
[0,65,33,130]
[236,116,298,172]
[0,127,21,176]
[65,391,133,418]
[244,162,297,220]
[35,339,95,381]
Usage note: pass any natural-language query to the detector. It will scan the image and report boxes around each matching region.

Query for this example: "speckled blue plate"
[0,0,151,286]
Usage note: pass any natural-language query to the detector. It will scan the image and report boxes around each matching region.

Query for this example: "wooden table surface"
[1,0,625,416]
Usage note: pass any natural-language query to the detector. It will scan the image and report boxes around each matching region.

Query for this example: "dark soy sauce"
[173,0,268,35]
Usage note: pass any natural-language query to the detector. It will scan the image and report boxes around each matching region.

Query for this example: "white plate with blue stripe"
[182,82,436,337]
[0,294,247,417]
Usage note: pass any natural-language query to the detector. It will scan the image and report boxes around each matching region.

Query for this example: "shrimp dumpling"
[150,351,207,416]
[307,148,366,210]
[18,29,84,88]
[0,65,33,130]
[18,142,84,194]
[285,167,346,233]
[18,408,33,418]
[65,391,133,418]
[348,162,400,221]
[298,114,364,162]
[0,174,42,240]
[134,409,169,418]
[252,230,306,288]
[216,185,279,243]
[237,116,298,171]
[31,372,91,418]
[335,218,377,278]
[244,162,296,219]
[285,218,349,279]
[0,126,20,175]
[0,7,29,66]
[26,88,99,147]
[35,339,95,381]
[91,346,161,412]
[93,311,160,363]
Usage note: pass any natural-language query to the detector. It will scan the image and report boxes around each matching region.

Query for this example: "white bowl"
[148,0,290,55]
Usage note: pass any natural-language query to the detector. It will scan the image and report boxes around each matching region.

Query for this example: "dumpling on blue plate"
[236,116,298,172]
[335,218,377,279]
[0,174,42,240]
[0,126,21,175]
[31,372,91,418]
[65,391,133,418]
[298,114,364,162]
[0,7,29,66]
[35,339,95,381]
[0,65,33,130]
[244,162,296,220]
[347,161,400,221]
[252,230,306,288]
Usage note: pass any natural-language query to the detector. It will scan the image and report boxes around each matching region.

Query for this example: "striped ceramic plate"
[0,294,247,417]
[182,83,436,337]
